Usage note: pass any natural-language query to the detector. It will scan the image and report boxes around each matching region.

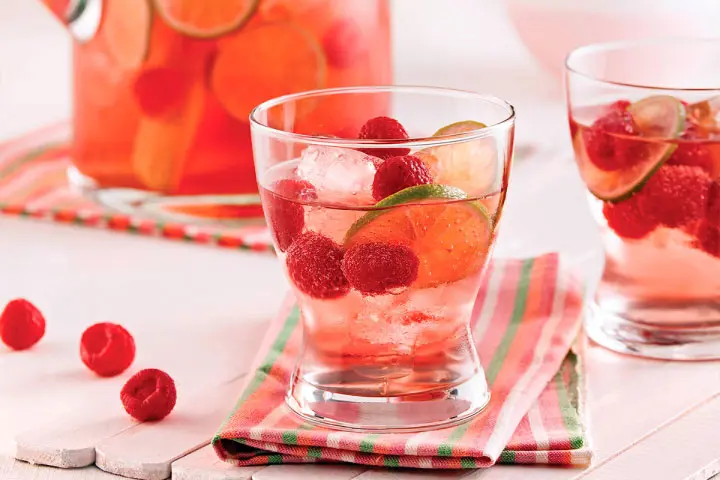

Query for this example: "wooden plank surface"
[252,465,368,480]
[171,446,265,480]
[579,394,720,480]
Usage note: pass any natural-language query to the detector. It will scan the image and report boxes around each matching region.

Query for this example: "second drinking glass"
[566,39,720,360]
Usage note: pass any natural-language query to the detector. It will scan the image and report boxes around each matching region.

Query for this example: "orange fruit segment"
[211,22,326,121]
[100,0,152,70]
[418,121,500,197]
[345,185,492,288]
[153,0,259,38]
[132,81,205,192]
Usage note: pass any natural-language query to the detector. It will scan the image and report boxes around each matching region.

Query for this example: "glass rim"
[565,37,720,92]
[248,85,515,148]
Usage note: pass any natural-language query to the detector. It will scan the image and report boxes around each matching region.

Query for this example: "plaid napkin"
[212,254,592,468]
[0,123,273,251]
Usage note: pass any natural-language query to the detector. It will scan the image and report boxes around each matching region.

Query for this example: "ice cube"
[305,207,365,244]
[297,146,378,204]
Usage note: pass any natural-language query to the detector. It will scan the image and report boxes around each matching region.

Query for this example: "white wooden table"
[2,1,720,479]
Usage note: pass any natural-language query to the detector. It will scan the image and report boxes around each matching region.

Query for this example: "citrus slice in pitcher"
[211,22,326,121]
[132,81,206,192]
[100,0,152,70]
[416,120,499,197]
[345,185,492,288]
[153,0,259,38]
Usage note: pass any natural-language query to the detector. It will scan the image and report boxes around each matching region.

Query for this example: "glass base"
[286,370,490,432]
[586,302,720,360]
[67,166,265,227]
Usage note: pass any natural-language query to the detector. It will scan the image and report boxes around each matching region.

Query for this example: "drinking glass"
[40,0,392,223]
[566,38,720,359]
[250,86,515,431]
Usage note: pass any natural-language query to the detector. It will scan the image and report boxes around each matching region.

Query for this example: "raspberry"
[264,179,317,252]
[637,165,711,228]
[120,369,177,422]
[583,108,641,171]
[286,232,349,299]
[134,68,189,119]
[0,299,45,351]
[80,322,136,377]
[342,242,419,296]
[401,312,435,326]
[694,221,720,258]
[372,155,432,201]
[358,116,411,159]
[708,181,720,225]
[610,100,632,112]
[667,126,714,174]
[603,196,658,240]
[322,19,365,69]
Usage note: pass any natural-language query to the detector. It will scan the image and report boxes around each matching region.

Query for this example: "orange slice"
[345,185,493,288]
[132,80,206,192]
[211,22,326,121]
[417,121,500,197]
[153,0,259,38]
[99,0,151,70]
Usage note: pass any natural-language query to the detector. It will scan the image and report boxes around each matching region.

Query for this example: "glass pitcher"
[40,0,392,222]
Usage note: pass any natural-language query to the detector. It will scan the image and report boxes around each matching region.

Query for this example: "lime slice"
[628,95,686,138]
[577,96,684,202]
[153,0,259,39]
[417,120,499,197]
[345,184,492,288]
[574,133,676,202]
[345,184,466,239]
[432,120,487,137]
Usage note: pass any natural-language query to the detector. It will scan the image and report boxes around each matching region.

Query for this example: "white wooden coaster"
[95,375,246,480]
[14,413,134,468]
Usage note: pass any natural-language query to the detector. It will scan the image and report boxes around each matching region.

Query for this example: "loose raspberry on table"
[80,322,136,377]
[694,221,720,258]
[603,195,658,240]
[637,165,711,228]
[0,299,45,351]
[322,19,365,69]
[265,179,317,252]
[357,116,411,160]
[121,369,177,422]
[372,155,433,201]
[285,232,349,299]
[342,242,419,296]
[583,108,641,171]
